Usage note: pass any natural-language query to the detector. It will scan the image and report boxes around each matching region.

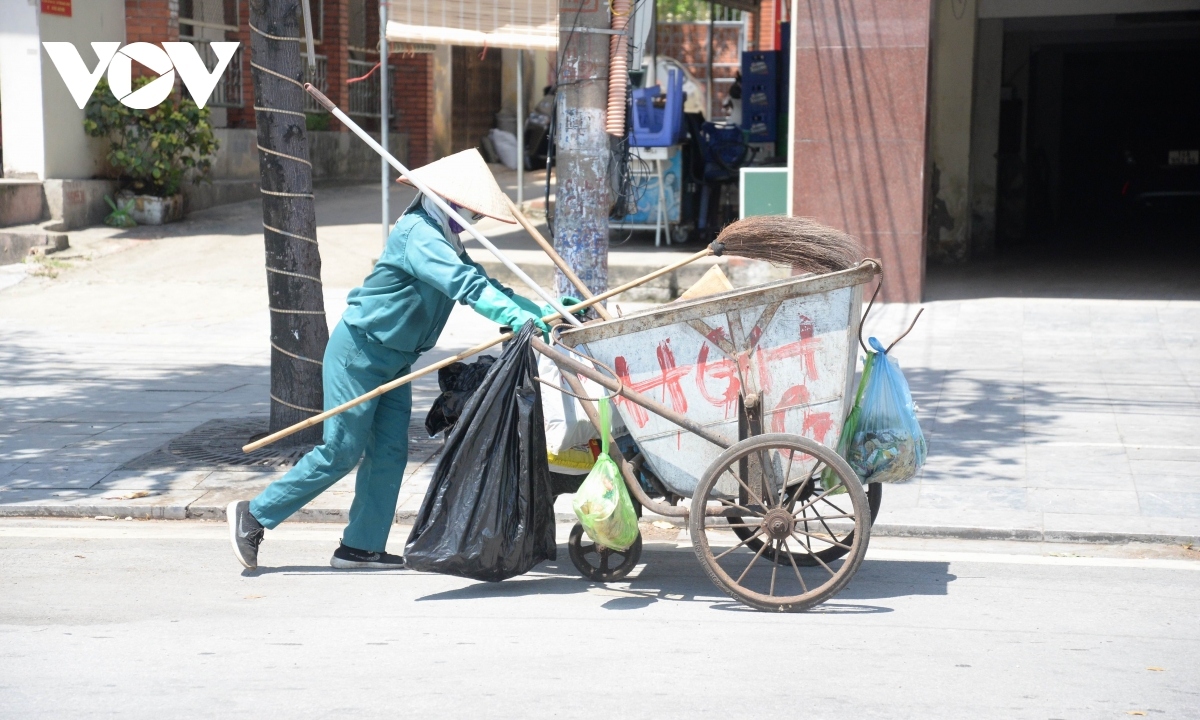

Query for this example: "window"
[179,0,239,38]
[298,0,324,44]
[348,0,372,55]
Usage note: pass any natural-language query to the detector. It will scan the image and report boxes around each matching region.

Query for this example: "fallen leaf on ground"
[101,490,155,500]
[1128,712,1147,716]
[244,595,265,600]
[1147,667,1164,671]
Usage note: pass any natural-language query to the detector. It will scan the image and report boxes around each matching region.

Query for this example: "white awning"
[386,0,558,51]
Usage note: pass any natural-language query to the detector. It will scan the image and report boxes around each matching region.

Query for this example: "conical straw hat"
[397,148,515,223]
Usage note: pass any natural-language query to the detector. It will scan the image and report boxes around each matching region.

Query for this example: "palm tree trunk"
[249,0,327,445]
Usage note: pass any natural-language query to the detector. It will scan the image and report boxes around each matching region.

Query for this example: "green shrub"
[83,78,219,197]
[305,112,330,132]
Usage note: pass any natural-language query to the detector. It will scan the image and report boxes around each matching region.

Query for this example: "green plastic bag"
[821,351,876,491]
[571,397,639,551]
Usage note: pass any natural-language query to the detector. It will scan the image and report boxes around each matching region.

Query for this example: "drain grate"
[167,417,312,468]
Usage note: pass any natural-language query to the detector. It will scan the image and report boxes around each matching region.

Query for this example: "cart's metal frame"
[532,260,883,611]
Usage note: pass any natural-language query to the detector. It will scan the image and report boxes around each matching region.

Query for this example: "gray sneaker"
[227,500,265,569]
[330,543,405,569]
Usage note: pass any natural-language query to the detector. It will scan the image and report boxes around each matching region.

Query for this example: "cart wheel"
[728,482,882,566]
[568,523,643,582]
[689,434,871,612]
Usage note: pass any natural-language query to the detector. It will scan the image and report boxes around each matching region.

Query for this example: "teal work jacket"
[342,207,510,354]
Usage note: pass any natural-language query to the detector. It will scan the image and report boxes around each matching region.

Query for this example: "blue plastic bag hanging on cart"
[845,337,926,484]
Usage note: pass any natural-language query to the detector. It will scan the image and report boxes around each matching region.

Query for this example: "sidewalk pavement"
[1,180,1198,545]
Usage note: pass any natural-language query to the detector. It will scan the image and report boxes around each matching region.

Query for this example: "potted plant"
[84,78,219,225]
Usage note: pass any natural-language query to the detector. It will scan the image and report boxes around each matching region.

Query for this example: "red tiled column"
[790,0,931,303]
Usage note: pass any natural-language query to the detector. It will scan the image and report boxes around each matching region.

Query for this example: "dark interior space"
[995,13,1200,261]
[451,46,503,154]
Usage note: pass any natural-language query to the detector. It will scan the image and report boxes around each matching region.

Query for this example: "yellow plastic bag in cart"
[571,397,639,551]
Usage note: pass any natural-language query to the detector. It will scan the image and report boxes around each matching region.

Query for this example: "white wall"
[38,0,126,179]
[0,0,46,179]
[926,0,978,263]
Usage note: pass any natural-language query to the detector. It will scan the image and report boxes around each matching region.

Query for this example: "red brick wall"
[758,0,778,51]
[322,0,349,131]
[226,0,254,128]
[391,54,433,167]
[124,0,178,46]
[124,0,178,86]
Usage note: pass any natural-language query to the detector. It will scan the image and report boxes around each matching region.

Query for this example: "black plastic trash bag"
[424,355,497,436]
[404,322,556,582]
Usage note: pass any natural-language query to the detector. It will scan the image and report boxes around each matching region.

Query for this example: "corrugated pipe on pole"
[605,0,631,135]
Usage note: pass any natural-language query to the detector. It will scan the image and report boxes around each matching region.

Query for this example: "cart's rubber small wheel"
[690,433,870,612]
[728,481,882,566]
[568,523,642,582]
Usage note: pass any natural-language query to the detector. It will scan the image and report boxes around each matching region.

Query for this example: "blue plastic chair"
[629,69,684,147]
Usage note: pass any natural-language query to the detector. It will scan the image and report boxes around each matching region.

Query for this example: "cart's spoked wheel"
[728,482,882,567]
[690,434,871,612]
[568,523,643,582]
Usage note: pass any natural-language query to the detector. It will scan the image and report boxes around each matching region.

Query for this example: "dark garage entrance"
[995,13,1200,260]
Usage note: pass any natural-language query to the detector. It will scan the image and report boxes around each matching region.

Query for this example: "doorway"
[450,46,503,154]
[993,12,1200,258]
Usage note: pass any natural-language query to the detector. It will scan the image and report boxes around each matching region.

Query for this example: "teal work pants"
[250,321,418,552]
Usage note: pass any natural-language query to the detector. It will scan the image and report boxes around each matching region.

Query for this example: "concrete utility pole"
[554,1,611,297]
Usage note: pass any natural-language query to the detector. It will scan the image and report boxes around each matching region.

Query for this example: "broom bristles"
[714,216,862,274]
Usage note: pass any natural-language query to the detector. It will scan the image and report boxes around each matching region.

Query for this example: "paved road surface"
[2,518,1197,718]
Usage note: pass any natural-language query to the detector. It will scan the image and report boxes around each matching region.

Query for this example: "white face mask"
[451,203,485,226]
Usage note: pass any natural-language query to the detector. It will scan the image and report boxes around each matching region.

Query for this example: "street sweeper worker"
[227,149,556,571]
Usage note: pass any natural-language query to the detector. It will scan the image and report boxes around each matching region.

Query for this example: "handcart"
[534,260,883,612]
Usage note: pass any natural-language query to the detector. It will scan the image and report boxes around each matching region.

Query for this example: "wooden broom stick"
[241,244,716,453]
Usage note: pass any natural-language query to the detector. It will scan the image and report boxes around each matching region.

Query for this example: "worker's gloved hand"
[508,293,544,318]
[473,285,551,337]
[540,296,586,320]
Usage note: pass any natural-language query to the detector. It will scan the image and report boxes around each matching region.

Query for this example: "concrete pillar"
[0,3,46,179]
[926,0,978,264]
[554,0,611,296]
[968,18,1003,258]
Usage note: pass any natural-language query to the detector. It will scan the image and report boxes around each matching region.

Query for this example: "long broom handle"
[504,198,613,321]
[241,245,716,453]
[302,83,581,328]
